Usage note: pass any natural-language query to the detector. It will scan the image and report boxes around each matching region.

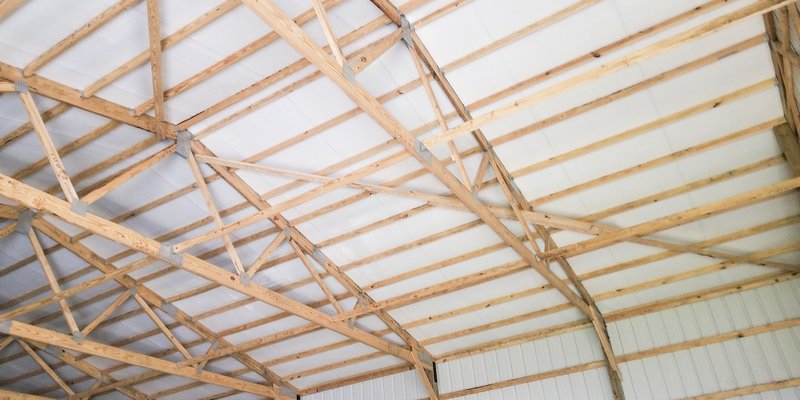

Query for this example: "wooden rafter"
[186,151,247,277]
[241,0,593,320]
[1,0,799,397]
[80,290,131,337]
[193,140,434,362]
[0,0,25,22]
[26,229,80,336]
[246,230,285,277]
[0,171,415,364]
[132,292,193,360]
[288,238,344,314]
[16,339,76,396]
[1,321,277,397]
[23,0,142,77]
[0,61,172,137]
[17,89,79,203]
[26,339,151,400]
[406,40,471,187]
[145,0,167,140]
[423,0,795,146]
[545,176,800,259]
[81,145,175,205]
[774,123,800,175]
[310,0,345,66]
[29,217,288,391]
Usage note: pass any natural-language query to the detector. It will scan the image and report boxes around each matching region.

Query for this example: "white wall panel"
[303,280,800,399]
[303,370,427,400]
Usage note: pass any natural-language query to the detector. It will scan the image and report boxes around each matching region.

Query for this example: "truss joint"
[160,243,184,265]
[14,79,28,93]
[176,129,194,159]
[400,14,412,48]
[13,209,35,234]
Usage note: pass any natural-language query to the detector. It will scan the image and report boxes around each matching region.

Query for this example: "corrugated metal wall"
[302,279,800,399]
[303,370,428,400]
[610,279,800,399]
[437,327,614,399]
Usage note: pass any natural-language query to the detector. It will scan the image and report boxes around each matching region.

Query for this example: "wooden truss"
[0,0,799,399]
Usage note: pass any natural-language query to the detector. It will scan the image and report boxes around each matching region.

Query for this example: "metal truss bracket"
[400,14,413,48]
[343,63,356,84]
[413,138,433,165]
[0,320,9,334]
[280,385,297,399]
[70,198,89,216]
[43,344,63,358]
[160,301,180,319]
[72,331,84,342]
[239,270,250,286]
[283,227,293,239]
[14,79,29,93]
[310,247,326,263]
[416,348,433,369]
[159,243,184,266]
[13,209,35,234]
[176,129,194,159]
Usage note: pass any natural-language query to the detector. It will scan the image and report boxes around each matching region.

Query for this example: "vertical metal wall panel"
[612,279,800,399]
[302,280,800,399]
[437,327,606,394]
[302,370,426,400]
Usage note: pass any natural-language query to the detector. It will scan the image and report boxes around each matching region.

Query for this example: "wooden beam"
[30,218,287,387]
[774,122,800,176]
[0,321,277,397]
[186,151,247,277]
[683,377,800,399]
[26,340,150,400]
[18,90,79,202]
[0,171,415,364]
[0,388,52,399]
[191,152,789,272]
[545,177,800,259]
[27,229,80,336]
[0,0,25,22]
[0,256,151,323]
[240,0,591,316]
[81,290,131,337]
[17,339,76,396]
[0,61,171,137]
[0,103,70,150]
[82,0,239,99]
[0,80,15,92]
[145,0,167,140]
[192,141,432,361]
[81,144,175,205]
[132,293,192,360]
[406,41,471,187]
[23,0,141,76]
[310,0,345,66]
[288,238,344,314]
[423,0,794,145]
[246,230,285,277]
[171,150,407,253]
